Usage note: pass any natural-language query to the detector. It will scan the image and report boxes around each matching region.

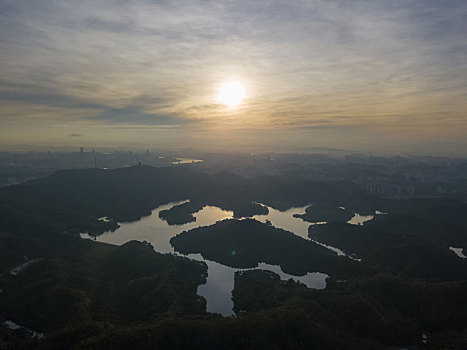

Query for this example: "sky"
[1,0,466,155]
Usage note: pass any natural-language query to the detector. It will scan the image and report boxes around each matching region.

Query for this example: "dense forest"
[1,166,467,349]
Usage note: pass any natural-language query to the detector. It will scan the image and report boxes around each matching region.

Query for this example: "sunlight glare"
[218,82,246,107]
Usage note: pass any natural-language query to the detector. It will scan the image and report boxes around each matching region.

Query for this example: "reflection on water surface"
[82,201,329,316]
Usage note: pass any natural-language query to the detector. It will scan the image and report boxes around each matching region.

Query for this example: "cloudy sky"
[1,0,466,154]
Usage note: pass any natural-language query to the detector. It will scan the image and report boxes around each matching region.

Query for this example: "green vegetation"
[0,230,207,349]
[309,213,467,278]
[159,200,269,226]
[159,200,203,225]
[1,166,467,349]
[171,218,366,277]
[294,203,354,222]
[233,270,467,349]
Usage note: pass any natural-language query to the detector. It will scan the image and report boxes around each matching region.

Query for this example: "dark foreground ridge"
[0,166,467,349]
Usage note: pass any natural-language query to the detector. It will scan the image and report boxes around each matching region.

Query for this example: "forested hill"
[0,165,364,236]
[1,166,467,349]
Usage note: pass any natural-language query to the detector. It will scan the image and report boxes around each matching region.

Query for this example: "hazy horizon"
[1,143,465,159]
[1,0,467,156]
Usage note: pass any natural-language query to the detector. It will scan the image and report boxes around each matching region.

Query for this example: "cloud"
[88,105,197,126]
[0,0,466,153]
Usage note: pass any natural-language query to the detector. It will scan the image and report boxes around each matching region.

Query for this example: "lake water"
[82,201,328,316]
[253,205,311,240]
[172,158,204,165]
[253,204,358,259]
[85,201,233,254]
[2,320,43,339]
[449,247,467,259]
[347,213,375,225]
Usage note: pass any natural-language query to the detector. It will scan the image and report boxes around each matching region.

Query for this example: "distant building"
[80,147,84,153]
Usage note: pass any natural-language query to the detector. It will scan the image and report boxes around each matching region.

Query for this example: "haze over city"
[1,0,467,155]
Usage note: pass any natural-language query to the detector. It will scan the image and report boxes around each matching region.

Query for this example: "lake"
[82,201,332,315]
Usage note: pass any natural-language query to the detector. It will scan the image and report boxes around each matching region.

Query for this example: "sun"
[218,81,246,107]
